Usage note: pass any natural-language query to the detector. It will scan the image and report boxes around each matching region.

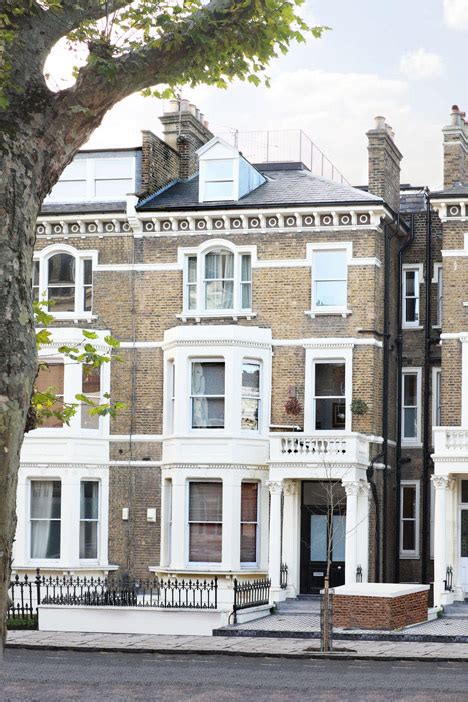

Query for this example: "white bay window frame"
[33,244,98,320]
[179,240,255,319]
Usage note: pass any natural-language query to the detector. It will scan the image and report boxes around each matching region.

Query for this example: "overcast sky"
[45,0,468,188]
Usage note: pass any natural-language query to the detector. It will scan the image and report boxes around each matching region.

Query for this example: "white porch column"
[342,481,360,585]
[432,475,453,606]
[268,480,283,595]
[356,481,370,583]
[282,480,300,597]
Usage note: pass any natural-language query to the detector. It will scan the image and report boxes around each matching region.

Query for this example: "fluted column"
[432,475,453,605]
[342,480,360,584]
[268,480,283,594]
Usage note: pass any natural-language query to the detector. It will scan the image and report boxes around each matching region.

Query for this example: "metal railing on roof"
[216,129,349,185]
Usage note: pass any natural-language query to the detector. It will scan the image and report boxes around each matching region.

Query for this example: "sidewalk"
[6,630,468,661]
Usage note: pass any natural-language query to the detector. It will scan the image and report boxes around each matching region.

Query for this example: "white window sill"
[177,311,256,322]
[399,553,420,560]
[49,313,97,322]
[401,441,423,448]
[432,325,442,330]
[402,325,423,331]
[13,563,119,572]
[306,309,352,319]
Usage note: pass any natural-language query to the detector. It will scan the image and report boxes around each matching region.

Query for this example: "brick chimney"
[139,99,214,197]
[159,99,213,180]
[442,105,468,189]
[366,116,402,212]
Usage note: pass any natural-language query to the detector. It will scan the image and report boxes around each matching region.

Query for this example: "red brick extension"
[333,590,428,630]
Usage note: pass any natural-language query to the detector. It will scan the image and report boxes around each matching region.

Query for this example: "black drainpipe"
[367,452,383,581]
[422,193,433,584]
[394,212,415,582]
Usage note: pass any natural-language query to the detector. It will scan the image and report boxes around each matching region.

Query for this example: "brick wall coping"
[331,583,430,598]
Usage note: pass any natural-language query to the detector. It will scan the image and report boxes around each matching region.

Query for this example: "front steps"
[276,596,321,615]
[443,600,468,619]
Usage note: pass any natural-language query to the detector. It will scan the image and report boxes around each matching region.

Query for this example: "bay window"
[81,365,101,430]
[191,361,225,429]
[36,363,64,428]
[80,481,99,559]
[188,482,223,562]
[400,481,419,558]
[183,245,252,315]
[30,481,61,559]
[312,249,347,310]
[314,363,346,430]
[241,361,261,430]
[240,482,258,564]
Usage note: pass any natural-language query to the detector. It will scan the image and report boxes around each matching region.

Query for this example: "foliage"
[350,398,369,416]
[30,301,126,430]
[6,616,38,630]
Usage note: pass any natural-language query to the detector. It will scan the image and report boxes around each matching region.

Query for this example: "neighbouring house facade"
[12,99,468,612]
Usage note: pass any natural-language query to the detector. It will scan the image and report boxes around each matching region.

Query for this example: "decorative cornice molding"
[20,463,109,470]
[162,339,272,351]
[431,474,455,489]
[162,463,267,471]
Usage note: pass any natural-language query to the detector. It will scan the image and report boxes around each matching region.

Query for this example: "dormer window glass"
[204,159,234,201]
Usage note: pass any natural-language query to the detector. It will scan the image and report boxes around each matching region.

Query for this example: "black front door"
[300,482,346,594]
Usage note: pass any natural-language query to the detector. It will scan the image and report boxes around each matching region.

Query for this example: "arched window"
[183,243,253,315]
[33,246,96,317]
[48,253,76,312]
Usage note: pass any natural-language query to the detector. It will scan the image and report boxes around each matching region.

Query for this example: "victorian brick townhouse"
[12,99,468,611]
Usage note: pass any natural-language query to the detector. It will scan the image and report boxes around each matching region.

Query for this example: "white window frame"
[241,359,261,433]
[304,345,353,434]
[402,264,423,329]
[33,244,98,320]
[189,358,226,431]
[432,263,443,328]
[29,479,62,563]
[200,158,235,202]
[166,359,176,435]
[402,367,422,446]
[44,154,136,203]
[79,480,100,561]
[179,240,255,318]
[432,367,441,428]
[240,481,259,566]
[187,479,223,565]
[306,242,351,317]
[400,480,420,559]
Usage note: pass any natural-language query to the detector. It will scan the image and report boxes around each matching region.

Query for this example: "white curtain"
[31,482,54,559]
[192,363,208,427]
[205,251,234,309]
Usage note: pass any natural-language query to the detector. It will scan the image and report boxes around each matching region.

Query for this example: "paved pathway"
[7,629,468,661]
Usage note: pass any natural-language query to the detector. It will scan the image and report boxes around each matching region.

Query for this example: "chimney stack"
[442,105,468,189]
[366,116,402,212]
[159,99,213,180]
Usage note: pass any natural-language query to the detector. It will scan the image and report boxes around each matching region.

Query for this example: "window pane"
[48,286,75,312]
[31,521,61,559]
[204,181,234,200]
[315,399,346,430]
[405,298,417,322]
[462,481,468,504]
[83,259,93,285]
[241,398,259,430]
[188,285,197,310]
[241,483,258,522]
[189,482,223,522]
[241,282,251,309]
[314,250,347,280]
[242,363,260,396]
[36,365,64,428]
[402,521,415,551]
[315,280,347,307]
[402,486,415,519]
[205,251,234,279]
[240,524,257,563]
[332,515,346,561]
[205,159,234,180]
[32,260,39,286]
[315,364,345,397]
[404,408,417,438]
[205,280,234,309]
[94,178,133,198]
[192,362,224,395]
[192,397,225,428]
[82,366,100,395]
[188,256,197,283]
[81,481,99,519]
[48,254,75,285]
[241,255,251,282]
[189,524,222,562]
[31,481,61,519]
[310,514,327,561]
[80,521,98,559]
[461,510,468,558]
[405,271,416,296]
[404,375,417,406]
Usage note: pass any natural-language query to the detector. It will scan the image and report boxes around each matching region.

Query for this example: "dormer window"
[197,137,265,203]
[182,242,254,317]
[203,160,235,201]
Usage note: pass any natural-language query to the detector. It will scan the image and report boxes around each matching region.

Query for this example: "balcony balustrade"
[269,432,370,465]
[433,427,468,457]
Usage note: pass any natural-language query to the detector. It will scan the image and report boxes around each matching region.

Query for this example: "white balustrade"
[269,433,370,465]
[433,427,468,455]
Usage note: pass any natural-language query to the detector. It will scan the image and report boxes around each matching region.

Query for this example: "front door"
[300,482,346,594]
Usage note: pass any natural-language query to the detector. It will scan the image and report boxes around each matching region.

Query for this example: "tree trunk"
[0,137,42,649]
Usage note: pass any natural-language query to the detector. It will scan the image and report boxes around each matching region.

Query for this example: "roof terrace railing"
[216,129,349,185]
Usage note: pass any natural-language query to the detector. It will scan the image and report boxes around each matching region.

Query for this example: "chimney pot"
[374,115,386,130]
[189,103,197,116]
[166,99,179,114]
[180,98,190,112]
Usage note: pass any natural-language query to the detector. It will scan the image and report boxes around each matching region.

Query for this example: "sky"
[44,0,468,189]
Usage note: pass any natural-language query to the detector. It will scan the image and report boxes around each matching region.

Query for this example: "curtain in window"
[31,481,61,559]
[189,482,223,562]
[192,362,208,428]
[205,251,234,309]
[80,481,99,559]
[191,362,225,428]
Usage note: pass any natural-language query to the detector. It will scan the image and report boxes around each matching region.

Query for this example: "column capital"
[342,480,361,497]
[431,475,454,491]
[283,480,298,496]
[267,480,283,496]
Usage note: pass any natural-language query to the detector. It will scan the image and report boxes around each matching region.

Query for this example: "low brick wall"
[333,589,428,630]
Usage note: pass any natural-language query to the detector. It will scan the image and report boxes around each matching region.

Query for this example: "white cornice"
[122,336,383,350]
[162,463,267,471]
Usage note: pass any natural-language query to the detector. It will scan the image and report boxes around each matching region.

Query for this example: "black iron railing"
[8,570,218,614]
[444,566,454,592]
[356,565,363,583]
[232,577,271,624]
[280,563,288,590]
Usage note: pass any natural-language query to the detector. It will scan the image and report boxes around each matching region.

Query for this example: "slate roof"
[138,168,383,211]
[431,183,468,198]
[399,190,427,214]
[40,201,126,215]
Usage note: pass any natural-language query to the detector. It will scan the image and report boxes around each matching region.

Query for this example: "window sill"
[402,325,424,331]
[13,563,119,572]
[432,325,442,330]
[305,309,352,319]
[399,554,420,560]
[401,441,423,448]
[177,311,256,322]
[48,313,97,322]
